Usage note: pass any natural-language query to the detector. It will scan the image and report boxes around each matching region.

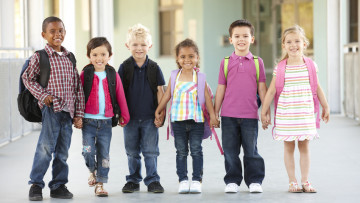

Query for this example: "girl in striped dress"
[155,39,218,194]
[260,25,329,193]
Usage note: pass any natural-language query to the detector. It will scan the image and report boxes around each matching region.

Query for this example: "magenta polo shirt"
[218,51,266,119]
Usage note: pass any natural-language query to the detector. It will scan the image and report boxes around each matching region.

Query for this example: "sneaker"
[50,184,73,199]
[249,183,263,193]
[122,182,140,193]
[147,181,164,193]
[178,180,190,194]
[224,183,238,193]
[29,184,43,201]
[189,181,202,193]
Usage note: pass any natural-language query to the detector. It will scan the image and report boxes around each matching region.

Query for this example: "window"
[159,0,183,56]
[349,0,358,42]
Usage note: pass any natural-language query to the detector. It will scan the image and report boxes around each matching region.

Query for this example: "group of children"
[22,16,329,201]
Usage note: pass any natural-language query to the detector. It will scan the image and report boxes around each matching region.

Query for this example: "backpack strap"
[167,69,180,140]
[147,59,159,107]
[224,56,230,80]
[122,57,134,95]
[37,49,50,88]
[105,65,121,127]
[273,59,287,134]
[303,57,320,128]
[82,64,95,104]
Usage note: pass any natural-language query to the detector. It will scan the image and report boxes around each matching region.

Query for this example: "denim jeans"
[171,120,204,182]
[82,118,112,183]
[28,106,73,190]
[123,119,160,186]
[221,117,265,187]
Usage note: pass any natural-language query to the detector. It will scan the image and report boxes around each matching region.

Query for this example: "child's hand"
[322,106,330,123]
[261,112,270,130]
[73,117,83,129]
[118,117,126,127]
[154,110,165,128]
[43,95,54,107]
[210,115,219,128]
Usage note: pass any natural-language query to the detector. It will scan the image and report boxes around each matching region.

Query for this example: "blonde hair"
[126,23,152,45]
[279,25,309,61]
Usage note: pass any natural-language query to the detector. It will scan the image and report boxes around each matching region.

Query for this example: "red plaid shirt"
[22,44,85,118]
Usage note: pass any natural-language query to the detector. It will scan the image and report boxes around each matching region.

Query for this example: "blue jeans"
[123,119,160,186]
[28,106,73,190]
[171,120,204,182]
[82,118,112,183]
[221,117,265,187]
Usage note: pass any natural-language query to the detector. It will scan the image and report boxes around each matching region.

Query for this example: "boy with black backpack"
[118,24,166,193]
[22,16,85,201]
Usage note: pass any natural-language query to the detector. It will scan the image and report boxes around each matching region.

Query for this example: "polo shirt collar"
[230,51,253,60]
[132,55,149,69]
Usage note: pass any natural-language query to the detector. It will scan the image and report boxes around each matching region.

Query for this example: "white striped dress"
[273,63,319,141]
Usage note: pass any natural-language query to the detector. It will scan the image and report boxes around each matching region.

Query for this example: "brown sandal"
[288,182,303,193]
[302,181,317,193]
[95,183,108,197]
[88,172,96,187]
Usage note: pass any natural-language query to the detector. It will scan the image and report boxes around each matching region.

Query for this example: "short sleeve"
[156,65,165,86]
[258,57,266,82]
[218,59,226,85]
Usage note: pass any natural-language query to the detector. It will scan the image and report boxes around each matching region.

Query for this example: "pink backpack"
[274,57,320,130]
[166,69,223,155]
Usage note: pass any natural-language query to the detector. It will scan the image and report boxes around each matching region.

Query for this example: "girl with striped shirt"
[260,25,329,193]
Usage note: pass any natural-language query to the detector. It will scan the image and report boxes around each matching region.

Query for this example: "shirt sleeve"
[21,52,50,103]
[258,57,266,83]
[74,69,85,118]
[115,73,130,125]
[156,65,165,86]
[273,66,278,76]
[218,59,226,85]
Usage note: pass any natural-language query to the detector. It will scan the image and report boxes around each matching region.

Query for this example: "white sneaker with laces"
[178,180,190,194]
[189,181,202,193]
[249,183,263,193]
[224,183,238,193]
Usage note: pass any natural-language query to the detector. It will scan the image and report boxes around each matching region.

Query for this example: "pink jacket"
[80,71,130,125]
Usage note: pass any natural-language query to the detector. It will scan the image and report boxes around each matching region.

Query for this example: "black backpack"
[82,64,121,127]
[17,49,76,122]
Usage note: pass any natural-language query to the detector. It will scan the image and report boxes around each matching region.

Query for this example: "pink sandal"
[302,181,317,193]
[288,182,302,193]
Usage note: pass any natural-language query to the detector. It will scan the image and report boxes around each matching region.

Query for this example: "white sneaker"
[178,180,190,193]
[224,183,238,193]
[249,183,263,193]
[189,181,202,193]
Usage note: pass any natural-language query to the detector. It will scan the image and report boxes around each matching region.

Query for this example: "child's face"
[229,26,254,55]
[126,38,152,62]
[282,32,306,58]
[88,45,111,71]
[41,21,66,52]
[176,47,199,71]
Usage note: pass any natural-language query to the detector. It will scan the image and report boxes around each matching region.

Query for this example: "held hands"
[154,110,165,128]
[43,95,54,107]
[118,116,127,127]
[261,111,271,130]
[73,117,83,129]
[210,114,220,128]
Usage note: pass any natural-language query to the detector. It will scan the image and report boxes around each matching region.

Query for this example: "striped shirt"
[273,63,318,141]
[22,44,85,118]
[170,70,204,122]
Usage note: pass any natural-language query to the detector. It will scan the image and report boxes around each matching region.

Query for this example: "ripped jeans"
[82,118,112,183]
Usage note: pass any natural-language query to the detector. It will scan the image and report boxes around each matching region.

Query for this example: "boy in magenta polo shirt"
[214,19,270,193]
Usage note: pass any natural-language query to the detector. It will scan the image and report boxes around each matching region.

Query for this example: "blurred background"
[0,0,359,146]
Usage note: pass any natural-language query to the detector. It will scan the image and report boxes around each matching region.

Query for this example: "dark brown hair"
[86,37,112,57]
[174,38,200,69]
[42,16,64,32]
[228,19,254,37]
